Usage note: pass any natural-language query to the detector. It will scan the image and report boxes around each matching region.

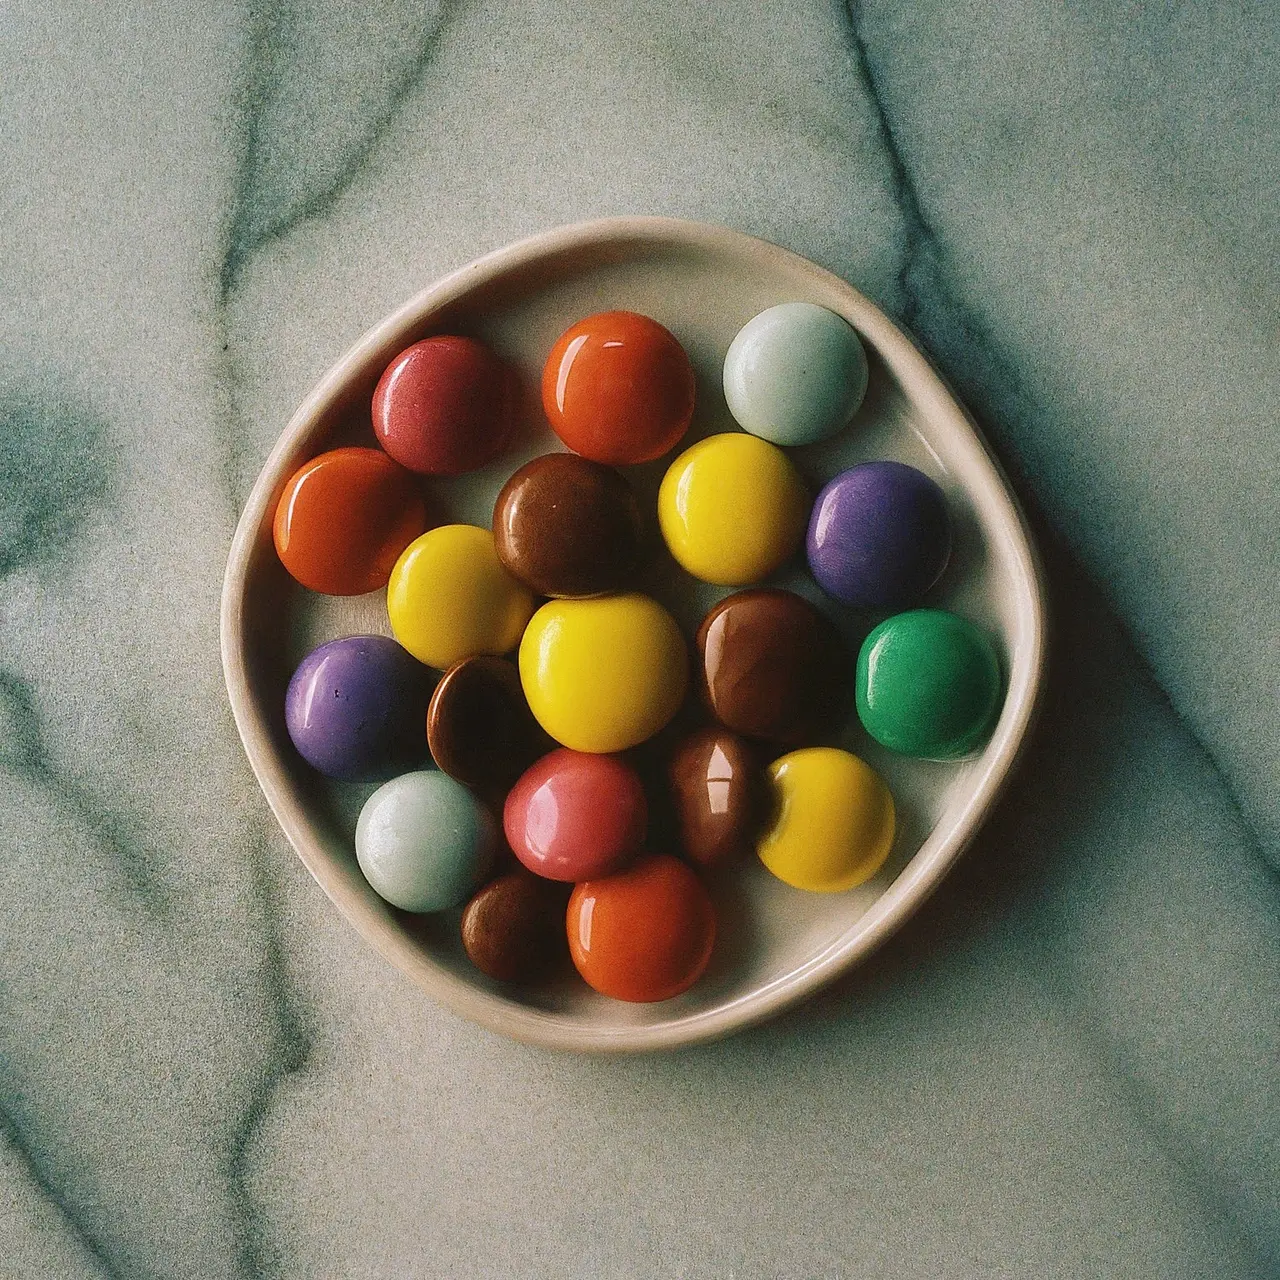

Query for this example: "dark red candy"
[372,334,518,475]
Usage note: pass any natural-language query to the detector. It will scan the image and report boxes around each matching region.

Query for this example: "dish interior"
[226,221,1044,1049]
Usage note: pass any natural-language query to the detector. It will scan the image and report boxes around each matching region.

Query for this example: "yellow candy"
[657,432,809,586]
[519,593,688,753]
[757,747,895,892]
[387,524,536,669]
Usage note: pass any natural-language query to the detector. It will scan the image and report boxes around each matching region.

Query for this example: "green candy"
[855,610,1004,759]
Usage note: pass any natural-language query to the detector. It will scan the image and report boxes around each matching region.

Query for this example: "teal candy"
[856,610,1004,759]
[722,302,869,446]
[355,770,496,912]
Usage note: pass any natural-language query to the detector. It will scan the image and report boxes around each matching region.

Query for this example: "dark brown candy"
[493,452,645,597]
[461,870,571,983]
[427,656,546,798]
[695,588,849,744]
[668,728,763,869]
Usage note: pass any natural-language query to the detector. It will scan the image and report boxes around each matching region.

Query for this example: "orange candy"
[273,447,428,595]
[566,854,716,1002]
[541,311,695,464]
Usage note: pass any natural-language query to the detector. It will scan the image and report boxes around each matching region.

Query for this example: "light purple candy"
[285,635,433,782]
[806,461,951,608]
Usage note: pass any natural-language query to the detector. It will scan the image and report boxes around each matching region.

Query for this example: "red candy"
[373,335,518,475]
[541,311,695,465]
[504,748,646,882]
[566,854,716,1002]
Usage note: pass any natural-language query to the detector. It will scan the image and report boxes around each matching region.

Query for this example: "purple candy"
[285,635,433,781]
[806,461,951,608]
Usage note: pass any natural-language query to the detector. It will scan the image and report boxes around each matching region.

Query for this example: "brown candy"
[461,870,571,983]
[493,452,645,597]
[668,728,763,869]
[427,656,546,798]
[695,588,849,744]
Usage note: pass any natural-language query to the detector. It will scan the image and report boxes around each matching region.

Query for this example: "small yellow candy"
[757,747,895,893]
[657,432,809,586]
[387,524,536,669]
[519,593,688,753]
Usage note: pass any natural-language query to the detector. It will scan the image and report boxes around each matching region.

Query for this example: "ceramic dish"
[220,216,1047,1052]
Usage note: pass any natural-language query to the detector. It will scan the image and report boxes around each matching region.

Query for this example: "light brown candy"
[668,728,763,869]
[695,588,849,744]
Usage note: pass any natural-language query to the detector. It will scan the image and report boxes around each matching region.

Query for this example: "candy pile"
[276,304,1005,1003]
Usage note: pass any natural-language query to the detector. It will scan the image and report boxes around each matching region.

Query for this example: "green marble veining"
[0,0,1275,1275]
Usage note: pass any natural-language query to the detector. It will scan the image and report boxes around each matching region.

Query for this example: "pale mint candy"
[723,302,868,447]
[355,770,496,912]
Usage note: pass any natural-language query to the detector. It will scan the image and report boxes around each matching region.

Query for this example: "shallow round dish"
[221,216,1047,1053]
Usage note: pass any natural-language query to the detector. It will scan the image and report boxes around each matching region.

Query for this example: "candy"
[355,770,497,912]
[668,728,762,869]
[722,302,868,446]
[519,593,688,753]
[372,335,518,475]
[504,748,646,882]
[493,452,645,598]
[756,747,895,893]
[427,656,546,799]
[387,524,536,669]
[285,635,432,781]
[696,588,848,744]
[807,461,951,608]
[566,854,716,1002]
[273,447,427,595]
[541,311,695,464]
[461,870,571,983]
[657,433,808,586]
[856,609,1003,759]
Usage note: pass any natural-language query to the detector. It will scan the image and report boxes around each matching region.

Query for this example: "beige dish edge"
[220,216,1049,1054]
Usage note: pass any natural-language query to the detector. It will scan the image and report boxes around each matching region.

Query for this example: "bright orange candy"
[273,446,428,595]
[567,854,716,1002]
[541,310,696,464]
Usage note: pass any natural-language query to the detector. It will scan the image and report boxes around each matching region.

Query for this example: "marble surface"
[2,1,1276,1275]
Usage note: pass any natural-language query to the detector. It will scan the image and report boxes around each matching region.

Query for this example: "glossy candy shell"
[567,855,716,1003]
[461,871,571,984]
[541,310,695,464]
[657,433,809,587]
[493,452,645,598]
[426,656,546,798]
[504,749,647,882]
[373,335,518,475]
[856,609,1004,759]
[518,594,688,754]
[285,635,432,782]
[696,588,849,744]
[806,461,951,608]
[723,302,868,446]
[668,728,762,869]
[273,447,427,595]
[355,771,497,913]
[756,748,895,893]
[387,524,537,670]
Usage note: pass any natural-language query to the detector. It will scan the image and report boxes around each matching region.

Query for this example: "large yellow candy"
[519,594,688,753]
[657,432,809,586]
[387,524,536,669]
[757,747,895,892]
